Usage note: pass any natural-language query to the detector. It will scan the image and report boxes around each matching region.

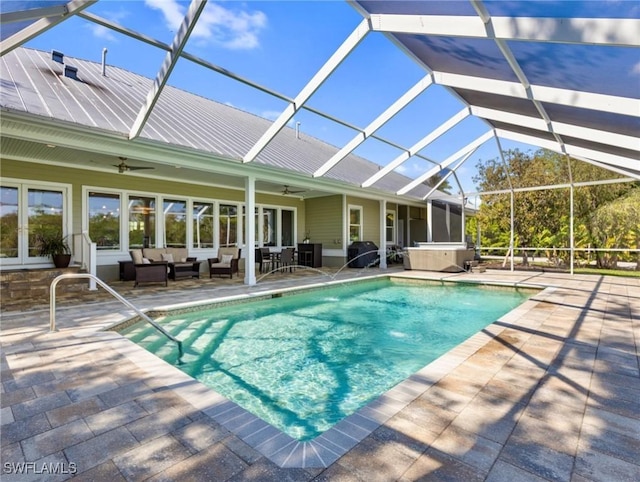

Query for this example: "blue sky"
[15,0,570,196]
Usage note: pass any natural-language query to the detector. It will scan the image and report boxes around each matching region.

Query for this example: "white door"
[0,182,69,267]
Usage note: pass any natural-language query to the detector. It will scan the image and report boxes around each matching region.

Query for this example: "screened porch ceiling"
[1,0,638,202]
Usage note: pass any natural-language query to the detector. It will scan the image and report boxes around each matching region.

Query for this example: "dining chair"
[260,247,274,273]
[278,247,295,273]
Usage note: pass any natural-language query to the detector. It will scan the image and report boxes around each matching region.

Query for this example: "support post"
[379,200,387,269]
[245,176,256,285]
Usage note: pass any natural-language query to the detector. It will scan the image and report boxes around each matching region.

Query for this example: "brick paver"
[1,268,638,480]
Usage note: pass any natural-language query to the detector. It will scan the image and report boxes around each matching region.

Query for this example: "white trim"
[379,200,387,269]
[0,178,73,269]
[362,107,469,188]
[397,131,494,195]
[370,14,639,47]
[348,204,364,243]
[129,0,206,139]
[243,18,371,163]
[314,74,433,178]
[0,0,97,56]
[471,106,640,152]
[434,71,640,117]
[385,208,396,245]
[496,130,640,179]
[81,185,299,266]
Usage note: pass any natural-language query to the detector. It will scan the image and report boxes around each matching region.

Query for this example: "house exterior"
[0,47,466,284]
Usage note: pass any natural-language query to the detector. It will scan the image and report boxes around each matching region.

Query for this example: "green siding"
[1,159,304,235]
[304,195,342,248]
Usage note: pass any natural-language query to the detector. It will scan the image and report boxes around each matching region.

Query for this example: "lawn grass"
[482,260,640,278]
[573,267,640,278]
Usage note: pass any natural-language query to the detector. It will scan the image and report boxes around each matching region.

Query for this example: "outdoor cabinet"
[298,243,322,268]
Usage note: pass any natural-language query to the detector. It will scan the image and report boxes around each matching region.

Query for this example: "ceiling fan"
[113,157,155,174]
[281,185,305,195]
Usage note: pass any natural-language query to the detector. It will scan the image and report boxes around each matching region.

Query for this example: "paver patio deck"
[1,267,639,481]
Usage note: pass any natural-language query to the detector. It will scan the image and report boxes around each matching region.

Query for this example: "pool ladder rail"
[49,273,184,363]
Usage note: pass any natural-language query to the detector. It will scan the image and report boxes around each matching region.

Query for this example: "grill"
[347,241,379,268]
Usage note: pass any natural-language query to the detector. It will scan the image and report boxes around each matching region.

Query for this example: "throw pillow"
[161,253,174,263]
[142,258,151,264]
[180,258,187,263]
[221,254,233,264]
[130,249,143,264]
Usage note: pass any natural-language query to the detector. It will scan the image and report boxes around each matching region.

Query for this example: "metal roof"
[0,46,441,201]
[0,0,638,199]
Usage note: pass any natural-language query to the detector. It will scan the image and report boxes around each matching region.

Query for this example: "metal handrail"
[49,273,183,362]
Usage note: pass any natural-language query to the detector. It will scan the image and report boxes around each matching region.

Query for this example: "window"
[128,195,156,248]
[219,204,238,247]
[163,199,187,248]
[1,186,19,258]
[263,208,277,246]
[88,192,120,250]
[281,209,294,246]
[386,210,395,244]
[349,206,362,242]
[28,188,64,257]
[193,201,214,248]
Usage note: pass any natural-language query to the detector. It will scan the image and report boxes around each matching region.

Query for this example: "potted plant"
[36,232,71,268]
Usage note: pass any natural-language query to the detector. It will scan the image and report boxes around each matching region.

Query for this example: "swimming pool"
[121,278,532,441]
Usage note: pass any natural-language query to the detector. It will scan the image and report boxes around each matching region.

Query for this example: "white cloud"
[145,0,266,50]
[87,24,117,42]
[86,8,129,42]
[261,110,281,121]
[632,62,640,75]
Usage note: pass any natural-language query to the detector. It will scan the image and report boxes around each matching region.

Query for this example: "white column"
[379,200,387,269]
[244,176,256,285]
[426,202,433,242]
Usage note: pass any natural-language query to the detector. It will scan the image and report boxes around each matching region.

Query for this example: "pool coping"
[103,273,547,468]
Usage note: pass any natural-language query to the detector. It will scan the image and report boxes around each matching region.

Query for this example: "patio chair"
[260,247,275,273]
[129,249,168,287]
[208,247,241,279]
[278,247,295,273]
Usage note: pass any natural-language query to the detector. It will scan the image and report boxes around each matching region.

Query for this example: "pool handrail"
[49,273,183,361]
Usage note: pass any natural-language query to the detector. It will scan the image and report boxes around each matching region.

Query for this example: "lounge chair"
[208,247,241,278]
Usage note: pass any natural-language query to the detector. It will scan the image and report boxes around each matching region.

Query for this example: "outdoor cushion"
[130,249,143,264]
[161,253,174,263]
[221,254,233,264]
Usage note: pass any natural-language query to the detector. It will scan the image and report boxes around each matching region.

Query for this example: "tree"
[474,149,567,265]
[423,170,452,194]
[590,189,640,269]
[473,149,638,268]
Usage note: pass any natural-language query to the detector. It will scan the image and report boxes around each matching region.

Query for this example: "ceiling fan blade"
[112,161,154,173]
[282,185,305,195]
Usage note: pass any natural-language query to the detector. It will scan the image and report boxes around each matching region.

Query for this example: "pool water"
[121,279,531,440]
